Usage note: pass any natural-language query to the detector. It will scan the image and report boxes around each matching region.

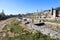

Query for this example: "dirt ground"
[19,23,32,30]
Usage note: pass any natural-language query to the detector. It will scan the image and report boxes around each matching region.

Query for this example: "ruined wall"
[45,22,60,32]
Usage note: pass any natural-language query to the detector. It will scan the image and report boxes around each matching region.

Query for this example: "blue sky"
[0,0,60,15]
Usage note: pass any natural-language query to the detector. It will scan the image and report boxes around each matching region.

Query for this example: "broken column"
[53,9,56,18]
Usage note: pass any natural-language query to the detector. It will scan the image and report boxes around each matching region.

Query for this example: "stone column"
[53,10,56,18]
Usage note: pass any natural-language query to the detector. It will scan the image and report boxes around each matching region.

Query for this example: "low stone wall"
[45,22,60,32]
